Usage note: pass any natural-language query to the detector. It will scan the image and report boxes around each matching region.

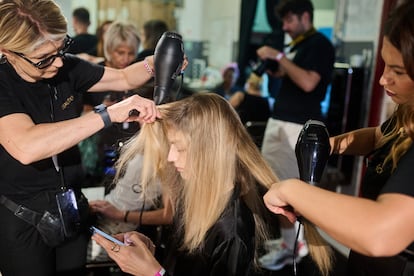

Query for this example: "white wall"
[176,0,240,70]
[345,0,383,42]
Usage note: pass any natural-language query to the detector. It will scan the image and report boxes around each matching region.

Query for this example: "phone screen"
[90,226,124,245]
[56,188,81,237]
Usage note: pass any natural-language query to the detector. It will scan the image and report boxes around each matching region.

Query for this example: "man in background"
[256,0,335,271]
[69,7,98,55]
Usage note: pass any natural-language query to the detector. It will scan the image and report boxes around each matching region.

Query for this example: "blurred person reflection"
[229,73,271,124]
[69,7,98,55]
[79,21,142,187]
[136,19,169,62]
[96,20,114,59]
[211,63,242,100]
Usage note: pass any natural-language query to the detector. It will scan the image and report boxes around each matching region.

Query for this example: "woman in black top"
[0,1,168,275]
[93,93,278,276]
[263,2,414,275]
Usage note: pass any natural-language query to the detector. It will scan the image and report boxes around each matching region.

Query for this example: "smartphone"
[55,188,80,237]
[90,226,124,245]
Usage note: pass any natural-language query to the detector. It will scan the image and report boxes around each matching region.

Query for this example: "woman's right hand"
[263,181,298,223]
[107,94,161,125]
[92,231,162,276]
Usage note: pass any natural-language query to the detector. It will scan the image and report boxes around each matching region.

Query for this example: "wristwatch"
[94,104,112,128]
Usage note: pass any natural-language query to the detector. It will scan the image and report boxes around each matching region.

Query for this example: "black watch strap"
[94,104,112,128]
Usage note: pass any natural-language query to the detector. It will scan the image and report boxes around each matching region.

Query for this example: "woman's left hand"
[89,200,123,221]
[92,231,162,276]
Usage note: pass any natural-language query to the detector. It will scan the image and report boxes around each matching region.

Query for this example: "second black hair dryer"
[295,120,331,186]
[153,31,184,105]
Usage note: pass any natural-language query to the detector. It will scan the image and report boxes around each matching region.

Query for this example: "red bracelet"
[275,52,285,62]
[155,268,166,276]
[144,57,155,76]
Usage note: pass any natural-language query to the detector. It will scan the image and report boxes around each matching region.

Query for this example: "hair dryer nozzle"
[153,31,184,105]
[295,120,331,186]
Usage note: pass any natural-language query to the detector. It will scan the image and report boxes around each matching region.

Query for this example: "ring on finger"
[111,243,121,252]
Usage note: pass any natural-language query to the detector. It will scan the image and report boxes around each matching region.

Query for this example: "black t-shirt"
[0,54,104,199]
[348,118,414,275]
[69,33,98,55]
[361,118,414,199]
[272,32,335,124]
[236,93,271,124]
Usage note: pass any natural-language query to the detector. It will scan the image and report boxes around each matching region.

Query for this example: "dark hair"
[384,1,414,80]
[73,7,90,25]
[276,0,314,22]
[142,19,168,50]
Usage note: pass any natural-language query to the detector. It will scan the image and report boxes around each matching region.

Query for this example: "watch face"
[95,104,106,113]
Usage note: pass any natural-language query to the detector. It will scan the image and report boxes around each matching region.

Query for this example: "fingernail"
[125,238,133,246]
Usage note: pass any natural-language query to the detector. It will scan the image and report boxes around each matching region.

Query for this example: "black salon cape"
[163,190,256,276]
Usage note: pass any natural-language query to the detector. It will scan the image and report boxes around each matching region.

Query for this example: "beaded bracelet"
[155,268,166,276]
[275,52,285,62]
[144,57,155,76]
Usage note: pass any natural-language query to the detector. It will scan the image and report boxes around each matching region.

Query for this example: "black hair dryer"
[153,31,184,105]
[295,120,331,186]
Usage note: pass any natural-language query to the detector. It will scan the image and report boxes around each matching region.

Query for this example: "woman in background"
[79,21,142,186]
[95,20,114,59]
[136,19,168,62]
[83,20,142,110]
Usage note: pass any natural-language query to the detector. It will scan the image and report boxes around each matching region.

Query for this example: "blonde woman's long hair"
[116,93,334,274]
[116,93,277,260]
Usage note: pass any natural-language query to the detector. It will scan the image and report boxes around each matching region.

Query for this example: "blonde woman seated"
[92,93,333,276]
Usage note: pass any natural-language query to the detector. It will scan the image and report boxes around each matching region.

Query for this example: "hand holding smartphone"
[90,226,124,245]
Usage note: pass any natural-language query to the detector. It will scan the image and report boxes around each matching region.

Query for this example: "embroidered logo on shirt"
[61,96,74,110]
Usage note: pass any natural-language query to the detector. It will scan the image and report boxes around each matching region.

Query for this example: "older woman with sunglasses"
[0,1,186,275]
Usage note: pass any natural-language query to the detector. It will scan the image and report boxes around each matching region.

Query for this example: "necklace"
[287,27,317,48]
[374,127,406,174]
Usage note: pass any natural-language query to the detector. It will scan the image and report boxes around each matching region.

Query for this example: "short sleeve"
[381,145,414,197]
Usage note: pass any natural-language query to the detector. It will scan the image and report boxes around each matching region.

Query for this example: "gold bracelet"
[123,210,130,222]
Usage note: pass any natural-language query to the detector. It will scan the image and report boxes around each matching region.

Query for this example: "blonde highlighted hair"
[103,21,140,63]
[0,0,67,55]
[116,93,277,262]
[116,93,334,274]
